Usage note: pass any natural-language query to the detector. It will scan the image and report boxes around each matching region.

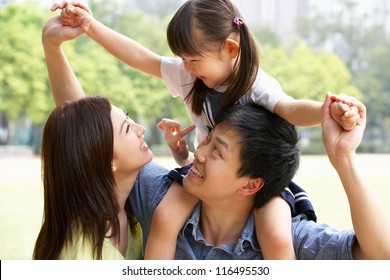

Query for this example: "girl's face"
[181,47,235,89]
[110,105,153,174]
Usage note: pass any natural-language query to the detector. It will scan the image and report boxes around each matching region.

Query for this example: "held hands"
[51,1,93,32]
[329,93,361,131]
[42,15,84,46]
[157,119,196,166]
[43,1,92,46]
[322,92,366,166]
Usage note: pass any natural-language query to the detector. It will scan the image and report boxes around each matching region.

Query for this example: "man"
[130,95,389,260]
[42,11,390,260]
[132,103,303,259]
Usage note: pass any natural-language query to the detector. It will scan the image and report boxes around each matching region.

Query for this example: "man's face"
[182,124,250,204]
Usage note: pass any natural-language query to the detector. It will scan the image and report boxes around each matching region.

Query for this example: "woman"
[33,4,153,259]
[33,15,153,259]
[33,96,152,259]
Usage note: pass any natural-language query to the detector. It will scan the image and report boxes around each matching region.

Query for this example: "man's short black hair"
[217,103,300,208]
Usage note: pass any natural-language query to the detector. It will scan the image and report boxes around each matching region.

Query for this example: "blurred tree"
[131,0,184,19]
[0,4,52,124]
[253,26,281,49]
[84,0,192,144]
[88,0,184,23]
[297,2,390,152]
[354,40,390,151]
[261,43,361,154]
[261,43,360,102]
[5,1,375,152]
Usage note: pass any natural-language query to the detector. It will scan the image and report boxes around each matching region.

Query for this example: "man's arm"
[42,15,86,106]
[322,93,390,259]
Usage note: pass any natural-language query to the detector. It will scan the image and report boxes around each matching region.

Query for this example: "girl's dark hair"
[167,0,259,115]
[217,104,300,209]
[33,96,137,260]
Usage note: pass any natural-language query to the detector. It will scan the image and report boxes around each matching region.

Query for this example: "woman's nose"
[133,123,145,137]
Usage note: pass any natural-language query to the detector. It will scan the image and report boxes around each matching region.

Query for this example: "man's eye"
[126,124,130,133]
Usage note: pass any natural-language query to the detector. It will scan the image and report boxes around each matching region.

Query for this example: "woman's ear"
[225,38,240,59]
[111,162,117,173]
[237,178,264,196]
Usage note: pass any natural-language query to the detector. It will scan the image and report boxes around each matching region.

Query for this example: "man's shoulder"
[291,214,355,260]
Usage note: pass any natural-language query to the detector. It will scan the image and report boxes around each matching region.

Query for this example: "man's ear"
[225,38,239,59]
[237,178,264,196]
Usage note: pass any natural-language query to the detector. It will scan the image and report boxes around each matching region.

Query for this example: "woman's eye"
[126,124,130,134]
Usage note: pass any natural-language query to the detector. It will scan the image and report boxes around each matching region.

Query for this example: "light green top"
[59,222,143,260]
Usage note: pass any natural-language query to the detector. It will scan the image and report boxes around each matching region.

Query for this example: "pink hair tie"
[233,17,243,29]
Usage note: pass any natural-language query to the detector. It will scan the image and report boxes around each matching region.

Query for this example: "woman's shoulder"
[126,223,143,260]
[58,222,95,260]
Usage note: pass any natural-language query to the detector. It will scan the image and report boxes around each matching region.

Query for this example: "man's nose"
[193,143,206,163]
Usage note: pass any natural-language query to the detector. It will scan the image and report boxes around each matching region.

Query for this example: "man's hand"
[322,92,366,166]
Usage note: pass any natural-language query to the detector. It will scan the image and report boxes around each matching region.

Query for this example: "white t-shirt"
[160,56,291,147]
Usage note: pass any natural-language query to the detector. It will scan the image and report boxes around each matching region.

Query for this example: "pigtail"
[220,18,259,111]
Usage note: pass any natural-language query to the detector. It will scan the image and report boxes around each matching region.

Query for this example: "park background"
[1,0,390,259]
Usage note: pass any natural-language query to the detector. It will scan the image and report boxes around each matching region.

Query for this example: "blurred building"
[232,0,309,46]
[232,0,390,45]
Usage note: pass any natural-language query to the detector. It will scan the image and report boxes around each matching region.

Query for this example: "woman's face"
[110,105,153,174]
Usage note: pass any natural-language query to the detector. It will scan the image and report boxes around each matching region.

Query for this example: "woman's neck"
[110,168,137,258]
[114,170,138,210]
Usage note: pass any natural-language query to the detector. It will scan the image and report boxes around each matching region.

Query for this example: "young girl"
[54,0,359,259]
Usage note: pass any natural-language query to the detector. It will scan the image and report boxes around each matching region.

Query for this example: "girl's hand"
[329,93,361,131]
[51,1,93,32]
[157,119,196,166]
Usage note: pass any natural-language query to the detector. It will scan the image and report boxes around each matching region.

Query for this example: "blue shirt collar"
[182,203,261,256]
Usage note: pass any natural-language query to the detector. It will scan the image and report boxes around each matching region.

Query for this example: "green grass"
[1,154,389,260]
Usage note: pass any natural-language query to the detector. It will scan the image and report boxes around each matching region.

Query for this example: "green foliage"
[297,5,390,151]
[71,2,190,126]
[261,43,360,102]
[84,3,191,126]
[0,2,189,130]
[253,26,281,48]
[0,4,52,123]
[1,1,367,149]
